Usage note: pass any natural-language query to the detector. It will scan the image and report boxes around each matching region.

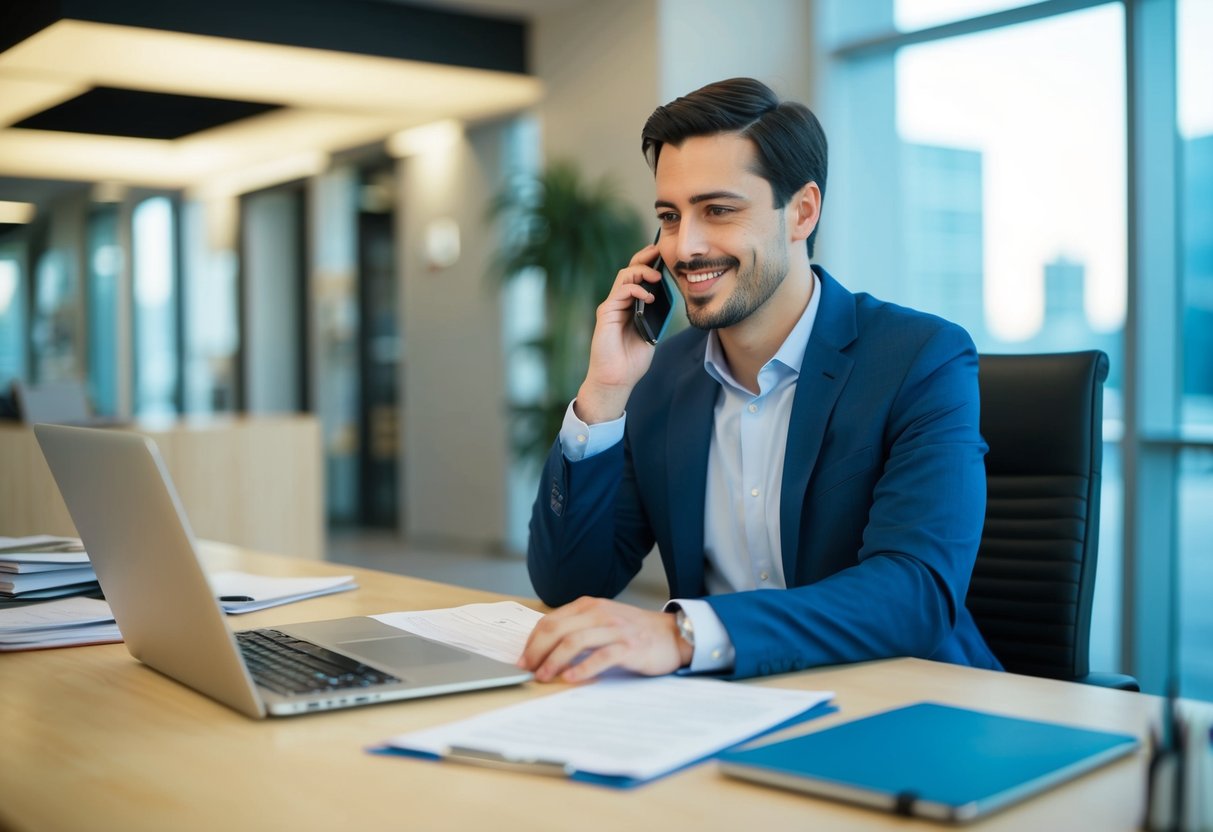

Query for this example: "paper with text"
[380,676,833,783]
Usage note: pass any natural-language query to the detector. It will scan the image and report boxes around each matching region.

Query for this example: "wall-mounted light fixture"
[424,217,461,270]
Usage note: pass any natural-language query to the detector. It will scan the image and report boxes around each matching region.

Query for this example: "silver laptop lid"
[35,424,266,718]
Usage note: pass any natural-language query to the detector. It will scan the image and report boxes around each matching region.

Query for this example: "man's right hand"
[573,242,667,425]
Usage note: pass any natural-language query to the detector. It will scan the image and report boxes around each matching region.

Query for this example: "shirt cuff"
[558,399,626,461]
[664,598,735,674]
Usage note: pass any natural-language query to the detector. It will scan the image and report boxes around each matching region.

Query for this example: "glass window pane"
[132,196,179,418]
[1179,0,1213,432]
[86,206,121,416]
[896,0,1045,30]
[31,244,82,383]
[888,5,1126,669]
[0,244,25,387]
[825,0,1046,45]
[182,199,240,414]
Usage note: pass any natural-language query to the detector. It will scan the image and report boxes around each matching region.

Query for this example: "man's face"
[653,132,791,331]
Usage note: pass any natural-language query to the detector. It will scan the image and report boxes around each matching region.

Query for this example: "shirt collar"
[703,270,822,393]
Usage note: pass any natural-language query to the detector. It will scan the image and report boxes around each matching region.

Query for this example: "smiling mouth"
[688,274,722,289]
[685,269,727,284]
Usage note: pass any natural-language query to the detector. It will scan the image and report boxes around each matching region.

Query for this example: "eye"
[657,211,679,224]
[706,205,735,217]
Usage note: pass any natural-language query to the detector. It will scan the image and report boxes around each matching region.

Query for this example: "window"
[1176,0,1212,700]
[0,245,24,387]
[822,0,1207,696]
[86,205,121,416]
[824,1,1127,673]
[182,199,240,414]
[132,196,180,418]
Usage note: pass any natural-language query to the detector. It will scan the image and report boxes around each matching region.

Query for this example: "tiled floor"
[325,528,667,610]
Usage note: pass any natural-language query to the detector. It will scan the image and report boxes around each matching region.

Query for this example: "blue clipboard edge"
[368,699,838,790]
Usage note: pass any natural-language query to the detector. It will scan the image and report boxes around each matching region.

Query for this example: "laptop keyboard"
[237,629,402,696]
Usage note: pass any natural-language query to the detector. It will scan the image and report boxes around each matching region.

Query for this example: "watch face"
[676,610,695,646]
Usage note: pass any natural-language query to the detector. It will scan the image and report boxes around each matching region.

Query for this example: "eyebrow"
[654,190,749,210]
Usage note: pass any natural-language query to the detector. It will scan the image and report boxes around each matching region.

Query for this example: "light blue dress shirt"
[558,272,822,672]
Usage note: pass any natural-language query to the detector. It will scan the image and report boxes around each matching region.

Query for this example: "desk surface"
[0,544,1156,832]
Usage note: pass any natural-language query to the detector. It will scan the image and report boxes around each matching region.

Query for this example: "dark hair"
[641,77,827,257]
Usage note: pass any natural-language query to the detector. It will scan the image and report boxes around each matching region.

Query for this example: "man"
[519,77,1002,683]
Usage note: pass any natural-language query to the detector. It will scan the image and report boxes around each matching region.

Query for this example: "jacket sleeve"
[526,435,656,607]
[705,323,989,678]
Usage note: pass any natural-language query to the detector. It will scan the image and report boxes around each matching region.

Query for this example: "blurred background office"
[0,0,1207,699]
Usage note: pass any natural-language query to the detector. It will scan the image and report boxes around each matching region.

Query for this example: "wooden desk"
[0,416,324,559]
[0,545,1157,832]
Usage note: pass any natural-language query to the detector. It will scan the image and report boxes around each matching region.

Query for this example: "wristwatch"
[674,608,695,648]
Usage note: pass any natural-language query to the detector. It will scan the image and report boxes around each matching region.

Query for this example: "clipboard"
[370,676,836,789]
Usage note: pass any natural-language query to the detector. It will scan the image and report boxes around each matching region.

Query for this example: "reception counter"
[0,415,324,559]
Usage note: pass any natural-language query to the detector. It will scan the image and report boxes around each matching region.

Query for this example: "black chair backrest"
[967,351,1107,681]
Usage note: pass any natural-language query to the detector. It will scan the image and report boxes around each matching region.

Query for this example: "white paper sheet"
[206,571,357,613]
[381,676,833,783]
[371,601,543,664]
[0,596,113,633]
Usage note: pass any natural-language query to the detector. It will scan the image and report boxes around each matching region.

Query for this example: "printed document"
[377,676,833,784]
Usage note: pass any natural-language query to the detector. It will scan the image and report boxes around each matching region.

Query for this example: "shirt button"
[750,488,759,497]
[711,648,722,661]
[760,571,770,582]
[576,434,587,443]
[748,403,758,413]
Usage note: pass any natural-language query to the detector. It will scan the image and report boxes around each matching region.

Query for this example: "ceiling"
[0,1,545,203]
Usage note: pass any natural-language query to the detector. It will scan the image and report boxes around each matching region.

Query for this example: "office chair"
[966,351,1139,691]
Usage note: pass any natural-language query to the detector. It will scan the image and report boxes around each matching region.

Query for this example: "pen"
[218,595,254,602]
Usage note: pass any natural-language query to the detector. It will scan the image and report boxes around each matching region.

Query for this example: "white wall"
[397,119,514,550]
[657,0,815,106]
[532,0,661,219]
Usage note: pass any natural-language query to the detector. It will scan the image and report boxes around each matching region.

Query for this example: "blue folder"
[718,702,1139,821]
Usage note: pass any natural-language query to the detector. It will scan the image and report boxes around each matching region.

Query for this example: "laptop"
[34,424,531,718]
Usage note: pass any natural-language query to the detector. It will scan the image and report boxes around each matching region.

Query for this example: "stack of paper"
[0,536,99,600]
[0,565,357,650]
[0,596,119,651]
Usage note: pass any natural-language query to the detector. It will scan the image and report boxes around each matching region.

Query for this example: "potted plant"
[488,160,645,464]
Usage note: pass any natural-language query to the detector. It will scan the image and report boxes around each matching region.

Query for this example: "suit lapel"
[665,357,717,597]
[779,268,858,579]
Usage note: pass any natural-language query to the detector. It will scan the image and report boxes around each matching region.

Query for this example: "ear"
[787,181,821,245]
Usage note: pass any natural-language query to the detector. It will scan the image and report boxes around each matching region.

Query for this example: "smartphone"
[633,231,675,345]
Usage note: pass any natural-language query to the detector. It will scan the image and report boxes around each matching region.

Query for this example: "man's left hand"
[518,597,693,683]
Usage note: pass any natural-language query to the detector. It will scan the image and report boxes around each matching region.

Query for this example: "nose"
[673,217,709,266]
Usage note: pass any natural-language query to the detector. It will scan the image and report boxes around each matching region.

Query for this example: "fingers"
[519,597,683,683]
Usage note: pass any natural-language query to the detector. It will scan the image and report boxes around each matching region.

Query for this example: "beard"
[682,229,789,331]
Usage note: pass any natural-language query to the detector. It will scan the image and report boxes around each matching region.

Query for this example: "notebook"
[35,424,531,718]
[718,701,1139,822]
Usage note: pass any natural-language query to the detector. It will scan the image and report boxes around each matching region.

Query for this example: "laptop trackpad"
[337,634,470,668]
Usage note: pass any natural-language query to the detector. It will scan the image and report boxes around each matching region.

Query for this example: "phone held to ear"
[633,231,675,345]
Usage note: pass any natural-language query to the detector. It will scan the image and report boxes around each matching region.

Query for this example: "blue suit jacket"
[528,267,1002,678]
